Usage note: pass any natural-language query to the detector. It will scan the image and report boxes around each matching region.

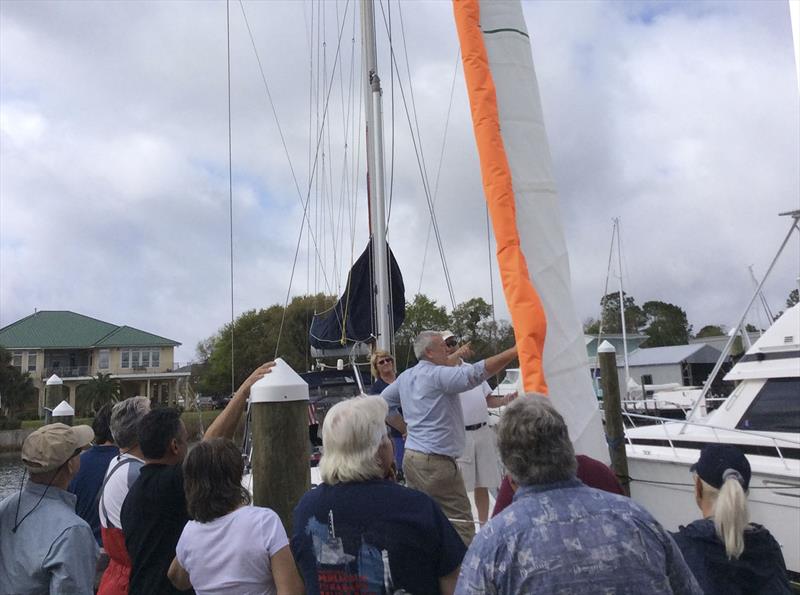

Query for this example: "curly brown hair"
[183,438,251,523]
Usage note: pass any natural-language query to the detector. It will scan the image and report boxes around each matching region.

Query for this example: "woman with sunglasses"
[368,350,406,479]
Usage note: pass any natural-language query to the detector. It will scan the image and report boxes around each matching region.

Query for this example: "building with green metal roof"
[0,311,189,415]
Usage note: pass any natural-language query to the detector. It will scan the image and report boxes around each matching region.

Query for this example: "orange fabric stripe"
[452,0,548,395]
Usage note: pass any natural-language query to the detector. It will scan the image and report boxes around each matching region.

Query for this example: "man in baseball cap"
[0,423,99,594]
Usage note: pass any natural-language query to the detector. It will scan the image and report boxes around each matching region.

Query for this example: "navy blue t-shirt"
[292,480,465,594]
[67,444,119,545]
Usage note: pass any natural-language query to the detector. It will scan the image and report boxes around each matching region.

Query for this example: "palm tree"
[82,372,120,414]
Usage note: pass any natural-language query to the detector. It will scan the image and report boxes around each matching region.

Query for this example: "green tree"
[642,301,692,347]
[78,372,120,415]
[695,325,725,338]
[787,289,799,308]
[0,347,36,418]
[597,292,647,334]
[196,294,335,395]
[395,294,450,370]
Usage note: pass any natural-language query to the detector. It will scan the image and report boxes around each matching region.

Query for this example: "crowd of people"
[0,330,792,594]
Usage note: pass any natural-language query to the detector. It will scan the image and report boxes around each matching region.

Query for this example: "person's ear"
[694,475,703,502]
[170,437,180,456]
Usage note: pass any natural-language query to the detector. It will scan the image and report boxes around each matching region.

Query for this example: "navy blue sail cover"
[309,239,405,349]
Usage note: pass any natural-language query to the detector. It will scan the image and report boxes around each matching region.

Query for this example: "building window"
[736,378,799,432]
[119,348,161,369]
[99,349,109,370]
[11,352,23,370]
[26,353,36,373]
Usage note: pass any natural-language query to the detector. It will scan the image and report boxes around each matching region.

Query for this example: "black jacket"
[671,519,791,595]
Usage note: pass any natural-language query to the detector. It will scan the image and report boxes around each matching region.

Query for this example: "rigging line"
[376,4,456,309]
[386,0,396,223]
[226,0,235,395]
[416,48,460,296]
[397,1,435,203]
[274,0,353,357]
[237,0,334,295]
[592,220,617,386]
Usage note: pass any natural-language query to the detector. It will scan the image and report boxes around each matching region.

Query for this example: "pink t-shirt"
[176,505,289,595]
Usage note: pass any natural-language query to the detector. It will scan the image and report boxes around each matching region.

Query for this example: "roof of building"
[623,343,721,367]
[0,311,180,349]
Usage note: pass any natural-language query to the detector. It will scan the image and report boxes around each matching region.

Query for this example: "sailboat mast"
[614,218,631,396]
[360,0,392,353]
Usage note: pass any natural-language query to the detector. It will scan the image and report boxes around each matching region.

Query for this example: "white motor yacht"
[625,304,800,577]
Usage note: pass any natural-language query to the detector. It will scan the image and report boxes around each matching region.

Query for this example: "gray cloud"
[1,0,797,364]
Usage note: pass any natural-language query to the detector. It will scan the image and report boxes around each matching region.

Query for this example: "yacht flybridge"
[625,303,800,577]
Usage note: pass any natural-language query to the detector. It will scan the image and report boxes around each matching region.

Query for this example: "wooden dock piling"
[598,341,631,496]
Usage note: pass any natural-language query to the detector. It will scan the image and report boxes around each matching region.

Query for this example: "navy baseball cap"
[690,444,751,490]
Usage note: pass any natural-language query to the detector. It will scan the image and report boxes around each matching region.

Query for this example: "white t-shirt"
[459,380,492,426]
[99,452,145,529]
[176,505,289,595]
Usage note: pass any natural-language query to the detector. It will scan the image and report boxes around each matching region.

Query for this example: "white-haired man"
[381,330,517,545]
[0,423,98,594]
[291,396,467,595]
[441,331,514,526]
[456,396,702,594]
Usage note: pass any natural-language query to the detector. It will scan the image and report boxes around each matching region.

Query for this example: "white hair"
[699,475,750,559]
[110,396,151,448]
[319,396,388,485]
[413,331,440,360]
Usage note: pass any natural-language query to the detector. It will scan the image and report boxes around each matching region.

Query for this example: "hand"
[236,361,275,398]
[505,391,518,405]
[455,342,473,360]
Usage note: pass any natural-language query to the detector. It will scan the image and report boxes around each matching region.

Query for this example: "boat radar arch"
[249,358,309,403]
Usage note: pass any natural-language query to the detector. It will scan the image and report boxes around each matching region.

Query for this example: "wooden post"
[249,359,310,534]
[598,340,630,496]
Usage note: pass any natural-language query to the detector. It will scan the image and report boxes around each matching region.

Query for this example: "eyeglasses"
[377,358,393,365]
[445,339,458,348]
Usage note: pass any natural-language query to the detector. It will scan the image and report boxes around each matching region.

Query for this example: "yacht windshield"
[736,377,800,433]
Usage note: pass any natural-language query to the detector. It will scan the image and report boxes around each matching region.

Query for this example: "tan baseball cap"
[21,423,94,474]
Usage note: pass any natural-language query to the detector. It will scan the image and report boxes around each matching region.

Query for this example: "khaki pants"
[403,449,475,546]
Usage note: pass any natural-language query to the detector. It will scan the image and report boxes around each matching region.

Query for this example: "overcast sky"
[1,0,798,363]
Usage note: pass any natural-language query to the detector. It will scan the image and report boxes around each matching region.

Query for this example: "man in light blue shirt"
[456,396,702,594]
[0,423,99,595]
[381,330,517,545]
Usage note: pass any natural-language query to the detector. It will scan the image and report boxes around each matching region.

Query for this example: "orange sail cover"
[454,0,607,459]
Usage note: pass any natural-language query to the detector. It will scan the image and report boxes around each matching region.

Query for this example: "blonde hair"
[319,396,388,485]
[699,473,750,559]
[370,350,393,379]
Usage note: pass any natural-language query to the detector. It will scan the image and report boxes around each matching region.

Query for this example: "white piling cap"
[46,374,63,386]
[597,340,617,354]
[52,400,74,416]
[249,358,309,403]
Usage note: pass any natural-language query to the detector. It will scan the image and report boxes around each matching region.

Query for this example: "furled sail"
[309,239,405,354]
[454,0,607,460]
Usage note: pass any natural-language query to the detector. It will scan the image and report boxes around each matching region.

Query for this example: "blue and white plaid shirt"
[456,478,702,595]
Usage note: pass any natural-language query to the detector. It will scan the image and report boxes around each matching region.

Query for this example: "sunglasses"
[377,358,393,365]
[445,339,458,347]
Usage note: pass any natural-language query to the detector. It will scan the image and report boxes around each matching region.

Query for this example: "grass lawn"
[19,410,223,434]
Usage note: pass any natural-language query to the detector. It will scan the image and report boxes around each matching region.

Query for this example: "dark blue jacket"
[67,444,119,545]
[672,519,791,595]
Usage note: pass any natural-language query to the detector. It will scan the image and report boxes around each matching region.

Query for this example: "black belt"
[465,422,487,431]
